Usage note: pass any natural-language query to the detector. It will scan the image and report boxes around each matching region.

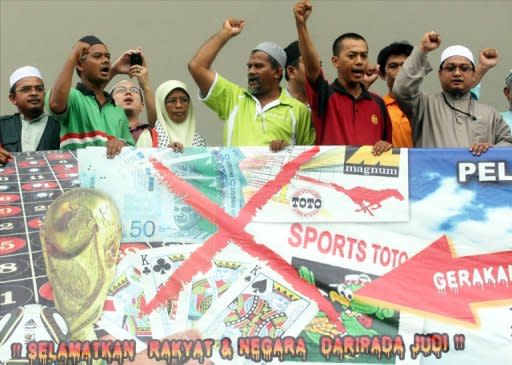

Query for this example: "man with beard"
[188,18,314,151]
[294,1,392,156]
[0,66,60,164]
[393,31,512,155]
[47,36,134,158]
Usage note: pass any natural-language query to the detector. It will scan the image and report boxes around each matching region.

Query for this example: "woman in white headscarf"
[136,80,206,148]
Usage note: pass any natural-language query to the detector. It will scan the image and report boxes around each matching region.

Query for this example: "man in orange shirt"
[377,42,414,148]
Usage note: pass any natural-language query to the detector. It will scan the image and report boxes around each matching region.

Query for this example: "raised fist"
[420,31,441,53]
[294,1,312,24]
[223,18,245,37]
[479,48,498,69]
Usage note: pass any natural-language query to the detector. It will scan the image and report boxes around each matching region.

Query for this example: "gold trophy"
[40,188,122,341]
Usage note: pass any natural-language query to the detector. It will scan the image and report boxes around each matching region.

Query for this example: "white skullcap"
[253,41,287,69]
[9,66,43,88]
[440,45,474,66]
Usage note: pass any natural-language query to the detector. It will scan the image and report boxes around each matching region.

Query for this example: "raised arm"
[393,32,441,122]
[188,18,245,97]
[294,1,321,83]
[111,49,157,127]
[135,53,156,127]
[49,41,89,114]
[472,48,498,88]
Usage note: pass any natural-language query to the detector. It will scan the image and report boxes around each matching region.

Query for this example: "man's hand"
[111,48,144,78]
[269,139,290,152]
[364,64,379,89]
[294,1,312,25]
[0,147,13,165]
[478,48,498,70]
[470,142,491,156]
[420,31,441,53]
[169,141,184,153]
[221,18,245,38]
[371,140,392,156]
[71,41,91,64]
[129,64,149,87]
[105,138,126,159]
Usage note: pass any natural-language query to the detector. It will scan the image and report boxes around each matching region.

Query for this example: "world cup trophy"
[39,188,122,341]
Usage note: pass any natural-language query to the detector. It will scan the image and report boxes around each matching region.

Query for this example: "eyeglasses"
[441,64,473,73]
[16,85,45,94]
[112,86,141,95]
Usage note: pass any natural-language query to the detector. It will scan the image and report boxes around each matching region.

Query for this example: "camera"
[129,53,143,66]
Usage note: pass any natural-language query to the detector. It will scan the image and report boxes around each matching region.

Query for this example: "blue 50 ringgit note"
[78,147,246,243]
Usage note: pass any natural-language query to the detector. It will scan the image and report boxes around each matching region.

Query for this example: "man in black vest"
[0,66,60,164]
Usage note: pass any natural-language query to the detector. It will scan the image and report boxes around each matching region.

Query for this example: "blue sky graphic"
[411,148,512,223]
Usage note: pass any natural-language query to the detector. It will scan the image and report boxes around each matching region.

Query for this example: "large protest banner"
[0,146,510,364]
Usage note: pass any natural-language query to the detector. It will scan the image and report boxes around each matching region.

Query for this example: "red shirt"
[306,72,392,146]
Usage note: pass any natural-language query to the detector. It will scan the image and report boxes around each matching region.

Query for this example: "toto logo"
[291,188,322,217]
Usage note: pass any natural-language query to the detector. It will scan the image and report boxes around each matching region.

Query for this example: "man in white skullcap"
[393,31,512,155]
[188,18,314,151]
[0,66,60,164]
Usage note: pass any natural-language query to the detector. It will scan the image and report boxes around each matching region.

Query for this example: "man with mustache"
[47,36,134,158]
[0,66,60,164]
[294,1,392,156]
[188,18,315,152]
[393,31,512,155]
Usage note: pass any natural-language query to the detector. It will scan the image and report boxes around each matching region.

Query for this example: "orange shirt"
[383,94,414,148]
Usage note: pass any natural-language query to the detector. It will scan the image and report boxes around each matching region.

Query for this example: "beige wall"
[1,0,511,146]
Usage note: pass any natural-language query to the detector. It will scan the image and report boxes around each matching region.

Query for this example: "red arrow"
[356,235,512,325]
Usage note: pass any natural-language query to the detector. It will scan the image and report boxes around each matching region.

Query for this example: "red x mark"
[141,146,343,331]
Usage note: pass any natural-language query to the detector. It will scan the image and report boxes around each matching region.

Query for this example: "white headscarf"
[155,80,196,147]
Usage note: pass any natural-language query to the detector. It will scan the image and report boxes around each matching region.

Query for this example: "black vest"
[0,114,60,152]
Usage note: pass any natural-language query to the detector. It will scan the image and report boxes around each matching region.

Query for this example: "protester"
[0,66,60,164]
[136,80,206,150]
[188,18,314,152]
[284,40,308,105]
[377,42,414,148]
[294,0,392,155]
[47,35,134,158]
[392,31,512,155]
[502,69,512,127]
[111,50,156,143]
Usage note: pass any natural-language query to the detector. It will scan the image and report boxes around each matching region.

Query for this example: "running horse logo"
[297,175,404,216]
[335,186,404,215]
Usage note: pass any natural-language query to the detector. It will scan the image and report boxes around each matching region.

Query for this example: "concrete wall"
[1,0,511,146]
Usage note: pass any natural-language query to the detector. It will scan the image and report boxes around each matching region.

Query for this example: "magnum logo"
[344,147,400,178]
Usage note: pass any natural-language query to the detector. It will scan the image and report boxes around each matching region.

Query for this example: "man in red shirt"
[294,1,392,155]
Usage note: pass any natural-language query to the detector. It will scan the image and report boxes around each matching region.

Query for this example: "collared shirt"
[382,95,413,148]
[46,82,134,150]
[201,73,314,146]
[21,113,49,151]
[305,71,392,146]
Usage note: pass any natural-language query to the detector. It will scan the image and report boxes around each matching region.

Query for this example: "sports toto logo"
[291,188,322,217]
